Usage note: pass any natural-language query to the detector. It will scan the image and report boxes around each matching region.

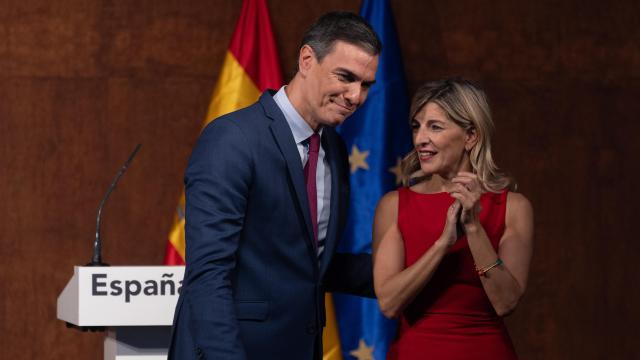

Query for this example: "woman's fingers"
[452,173,480,192]
[449,173,482,225]
[447,200,461,220]
[441,201,462,246]
[449,187,473,209]
[448,183,471,195]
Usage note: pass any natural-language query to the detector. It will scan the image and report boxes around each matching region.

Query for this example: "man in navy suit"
[169,12,381,360]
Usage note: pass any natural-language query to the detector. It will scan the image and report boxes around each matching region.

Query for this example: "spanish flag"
[163,0,283,266]
[162,1,342,358]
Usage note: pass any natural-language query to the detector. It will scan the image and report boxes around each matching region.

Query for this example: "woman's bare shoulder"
[507,191,533,214]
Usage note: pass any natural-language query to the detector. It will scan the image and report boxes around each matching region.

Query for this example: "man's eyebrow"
[335,67,357,78]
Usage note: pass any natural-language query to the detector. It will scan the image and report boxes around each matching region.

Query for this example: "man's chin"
[317,110,352,127]
[329,113,352,126]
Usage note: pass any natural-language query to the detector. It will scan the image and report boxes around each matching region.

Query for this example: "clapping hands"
[446,171,482,225]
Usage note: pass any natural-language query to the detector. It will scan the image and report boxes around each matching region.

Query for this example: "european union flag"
[335,0,412,359]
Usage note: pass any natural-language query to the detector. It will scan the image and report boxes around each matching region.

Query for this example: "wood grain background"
[0,0,638,359]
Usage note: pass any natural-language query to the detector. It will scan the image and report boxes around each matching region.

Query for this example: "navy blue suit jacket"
[169,91,374,360]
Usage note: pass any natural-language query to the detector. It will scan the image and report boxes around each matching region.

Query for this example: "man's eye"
[337,73,353,82]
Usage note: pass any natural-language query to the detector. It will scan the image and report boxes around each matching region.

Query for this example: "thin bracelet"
[476,258,503,277]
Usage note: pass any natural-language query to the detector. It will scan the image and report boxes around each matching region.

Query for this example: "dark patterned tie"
[303,133,320,245]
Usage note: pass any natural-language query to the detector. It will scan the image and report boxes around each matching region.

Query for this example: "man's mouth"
[330,98,354,114]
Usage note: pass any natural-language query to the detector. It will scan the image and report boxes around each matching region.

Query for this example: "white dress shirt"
[273,86,331,256]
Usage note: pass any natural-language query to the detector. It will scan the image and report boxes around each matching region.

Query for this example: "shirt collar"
[273,86,322,144]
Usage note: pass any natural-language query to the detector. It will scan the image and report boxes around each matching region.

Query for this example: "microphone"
[87,144,142,267]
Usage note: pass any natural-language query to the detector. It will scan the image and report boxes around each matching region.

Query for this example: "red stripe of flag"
[229,0,283,91]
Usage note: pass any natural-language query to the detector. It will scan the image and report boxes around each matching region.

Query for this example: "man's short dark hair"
[300,11,382,64]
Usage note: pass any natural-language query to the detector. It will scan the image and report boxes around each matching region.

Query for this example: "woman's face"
[411,102,476,178]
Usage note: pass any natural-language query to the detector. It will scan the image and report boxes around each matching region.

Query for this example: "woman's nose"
[414,127,430,145]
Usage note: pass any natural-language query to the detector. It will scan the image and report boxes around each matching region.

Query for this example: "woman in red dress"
[373,78,534,360]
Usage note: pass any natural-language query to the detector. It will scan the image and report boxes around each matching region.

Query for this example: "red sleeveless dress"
[387,187,517,360]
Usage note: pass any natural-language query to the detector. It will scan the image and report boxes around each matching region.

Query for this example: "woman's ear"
[465,127,478,151]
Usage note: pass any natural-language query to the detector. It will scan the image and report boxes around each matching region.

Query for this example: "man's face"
[300,41,379,130]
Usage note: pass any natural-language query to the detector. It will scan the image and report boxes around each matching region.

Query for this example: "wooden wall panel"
[0,0,637,359]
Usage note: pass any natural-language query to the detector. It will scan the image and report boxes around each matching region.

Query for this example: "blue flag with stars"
[334,0,412,359]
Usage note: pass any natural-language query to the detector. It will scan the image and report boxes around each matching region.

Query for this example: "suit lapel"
[260,92,318,265]
[319,129,342,276]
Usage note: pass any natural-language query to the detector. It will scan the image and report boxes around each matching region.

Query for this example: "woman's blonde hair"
[401,78,513,192]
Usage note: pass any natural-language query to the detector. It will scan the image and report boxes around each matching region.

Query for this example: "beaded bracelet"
[476,258,503,277]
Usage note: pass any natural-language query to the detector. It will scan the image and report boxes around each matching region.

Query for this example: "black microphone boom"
[87,144,142,266]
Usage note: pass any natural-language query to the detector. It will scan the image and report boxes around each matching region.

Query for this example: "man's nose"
[344,83,364,107]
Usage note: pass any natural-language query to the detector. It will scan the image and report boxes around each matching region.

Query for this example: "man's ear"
[465,127,478,151]
[298,45,316,76]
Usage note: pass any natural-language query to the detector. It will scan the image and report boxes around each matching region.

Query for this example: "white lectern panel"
[57,266,185,359]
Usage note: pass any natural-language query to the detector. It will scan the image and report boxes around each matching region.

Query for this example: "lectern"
[57,266,185,359]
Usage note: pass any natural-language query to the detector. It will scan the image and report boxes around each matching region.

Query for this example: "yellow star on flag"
[349,339,374,360]
[349,145,370,174]
[388,157,403,185]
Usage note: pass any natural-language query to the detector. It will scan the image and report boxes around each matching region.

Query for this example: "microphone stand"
[86,144,142,267]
